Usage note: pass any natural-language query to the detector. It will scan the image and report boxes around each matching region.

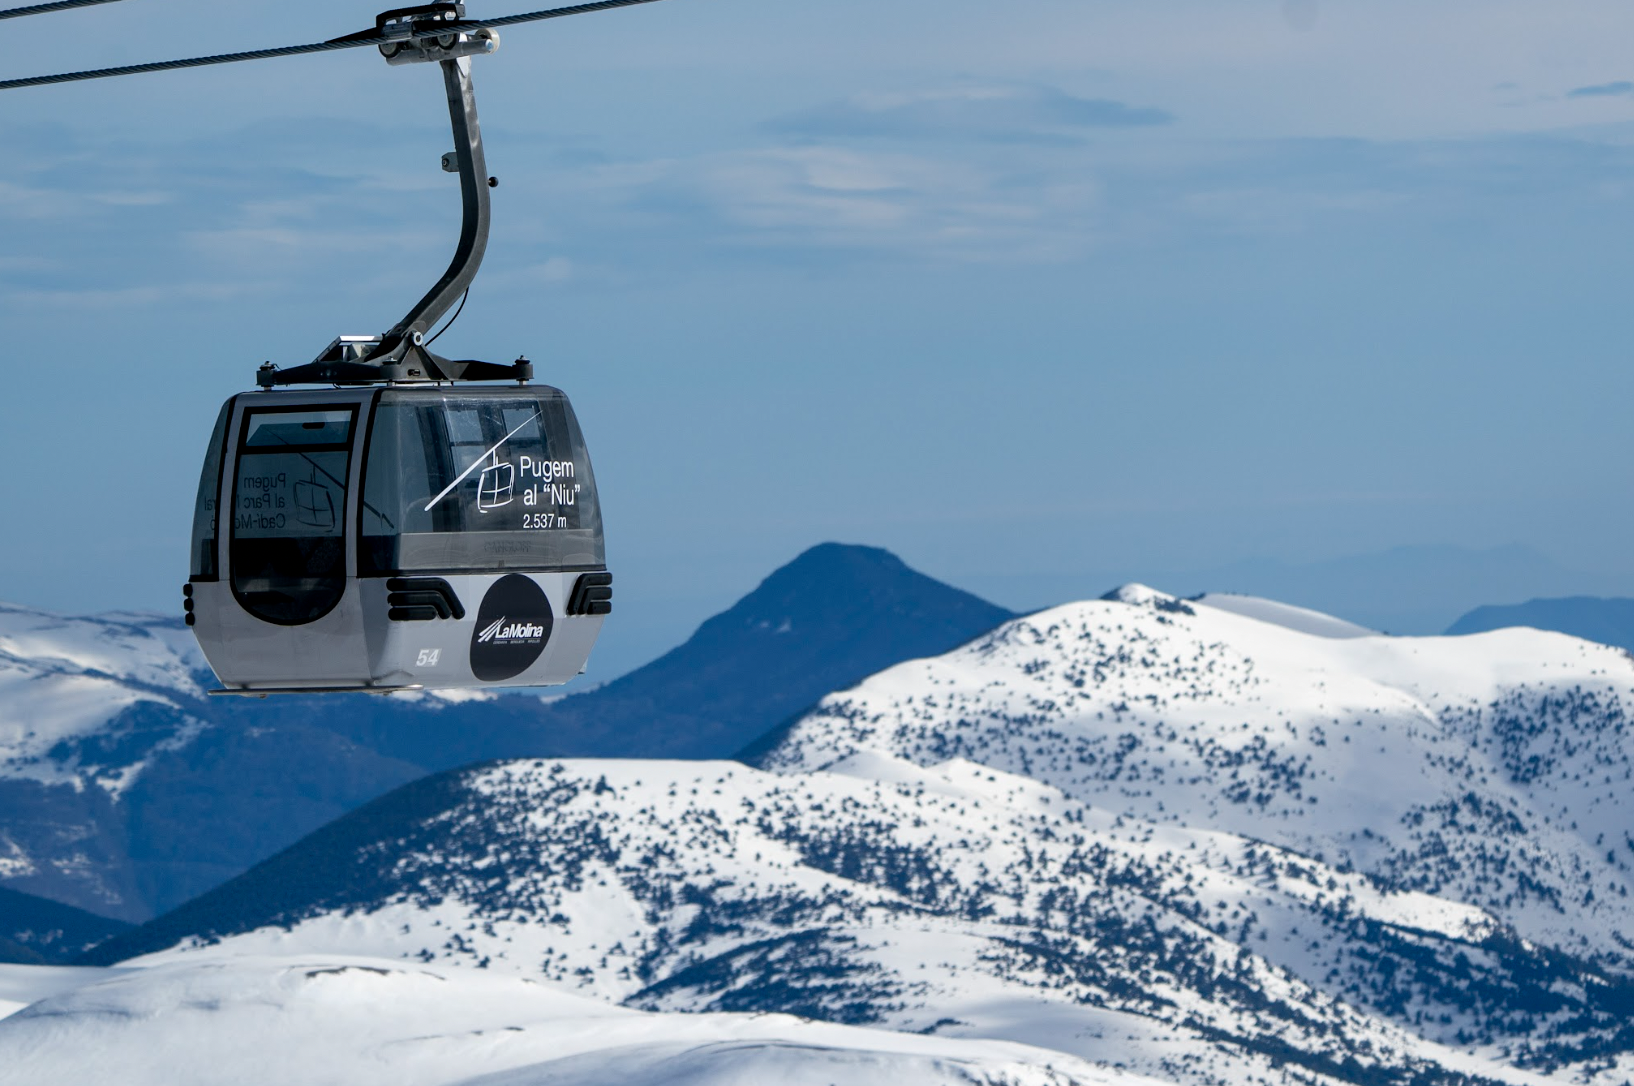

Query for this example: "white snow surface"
[0,964,123,1020]
[9,585,1634,1084]
[1189,592,1377,638]
[0,954,1125,1086]
[102,753,1600,1086]
[769,585,1634,961]
[0,604,206,790]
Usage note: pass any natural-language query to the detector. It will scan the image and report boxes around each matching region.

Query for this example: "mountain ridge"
[0,885,129,965]
[67,585,1634,1085]
[0,543,1015,919]
[516,542,1017,760]
[1447,595,1634,655]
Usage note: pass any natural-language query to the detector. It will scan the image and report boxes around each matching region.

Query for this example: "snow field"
[8,586,1634,1084]
[0,954,1131,1086]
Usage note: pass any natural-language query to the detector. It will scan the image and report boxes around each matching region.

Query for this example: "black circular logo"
[469,574,554,682]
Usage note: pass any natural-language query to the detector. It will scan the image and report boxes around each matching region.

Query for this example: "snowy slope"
[0,954,1113,1086]
[1191,592,1375,639]
[78,751,1634,1086]
[0,544,1017,919]
[0,602,434,918]
[0,605,207,793]
[18,584,1634,1084]
[767,585,1634,968]
[0,964,122,1019]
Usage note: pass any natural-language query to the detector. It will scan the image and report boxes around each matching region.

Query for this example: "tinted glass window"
[361,389,604,575]
[244,410,353,448]
[190,401,232,579]
[230,405,356,625]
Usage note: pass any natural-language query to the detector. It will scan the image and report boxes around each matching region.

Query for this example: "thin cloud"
[1568,81,1634,99]
[1,281,261,309]
[620,146,1100,264]
[770,83,1173,145]
[0,181,170,221]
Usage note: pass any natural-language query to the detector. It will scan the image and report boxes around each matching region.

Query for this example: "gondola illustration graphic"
[293,465,337,530]
[426,410,540,514]
[476,453,515,511]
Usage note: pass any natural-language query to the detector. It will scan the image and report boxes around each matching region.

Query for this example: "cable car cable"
[0,0,124,22]
[425,288,469,347]
[0,0,668,91]
[0,37,370,90]
[433,0,664,37]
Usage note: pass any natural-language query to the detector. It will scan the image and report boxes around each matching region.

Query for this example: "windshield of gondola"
[361,390,604,575]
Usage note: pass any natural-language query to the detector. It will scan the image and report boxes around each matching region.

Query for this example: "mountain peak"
[720,543,988,629]
[1098,583,1195,614]
[529,544,1017,761]
[781,541,908,573]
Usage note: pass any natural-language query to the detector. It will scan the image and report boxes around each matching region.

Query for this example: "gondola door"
[194,390,375,690]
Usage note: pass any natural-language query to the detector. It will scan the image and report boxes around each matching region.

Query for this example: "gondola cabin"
[188,385,612,693]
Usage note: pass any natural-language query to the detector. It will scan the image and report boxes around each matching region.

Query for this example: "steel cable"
[0,38,374,90]
[0,0,668,91]
[443,0,668,35]
[0,0,123,22]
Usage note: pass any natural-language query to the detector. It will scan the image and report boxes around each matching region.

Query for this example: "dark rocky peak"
[532,543,1017,760]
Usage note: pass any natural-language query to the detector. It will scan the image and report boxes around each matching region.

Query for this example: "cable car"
[1,1,654,694]
[160,3,621,693]
[187,383,611,693]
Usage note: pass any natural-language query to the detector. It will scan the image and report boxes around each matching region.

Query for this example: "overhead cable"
[0,0,668,91]
[0,0,123,21]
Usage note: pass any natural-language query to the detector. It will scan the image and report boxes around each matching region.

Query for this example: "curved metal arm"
[263,19,532,387]
[381,54,491,351]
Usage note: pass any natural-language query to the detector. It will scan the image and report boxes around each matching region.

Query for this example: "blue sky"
[4,0,1634,675]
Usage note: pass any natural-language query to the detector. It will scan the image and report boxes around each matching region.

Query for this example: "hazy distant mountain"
[0,885,128,965]
[81,585,1634,1085]
[1187,544,1615,634]
[968,543,1614,636]
[0,544,1013,920]
[1447,595,1634,653]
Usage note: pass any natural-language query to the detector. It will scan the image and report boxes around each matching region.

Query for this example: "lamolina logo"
[476,617,546,644]
[469,575,554,682]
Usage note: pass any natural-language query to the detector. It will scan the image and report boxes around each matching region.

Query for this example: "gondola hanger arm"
[0,0,675,386]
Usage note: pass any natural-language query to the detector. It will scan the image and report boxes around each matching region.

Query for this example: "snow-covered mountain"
[0,886,129,965]
[0,544,1013,921]
[0,605,214,916]
[69,585,1634,1085]
[766,584,1634,969]
[0,603,447,918]
[519,542,1017,760]
[0,604,206,794]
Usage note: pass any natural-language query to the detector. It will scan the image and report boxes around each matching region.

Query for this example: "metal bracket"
[258,347,533,387]
[381,26,497,66]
